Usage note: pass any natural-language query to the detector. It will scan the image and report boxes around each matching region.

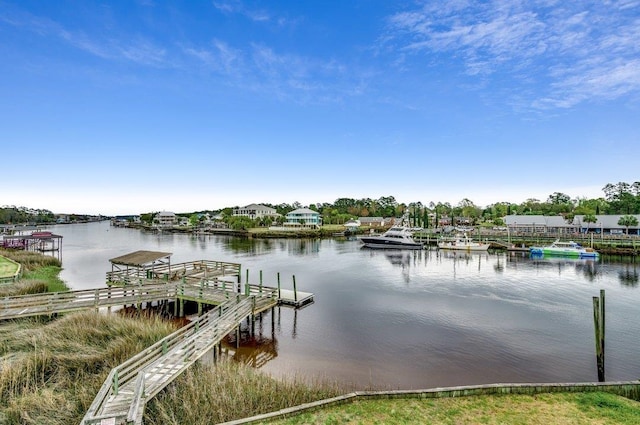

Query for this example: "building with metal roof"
[504,214,640,235]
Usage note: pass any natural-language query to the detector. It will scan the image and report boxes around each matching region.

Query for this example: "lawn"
[0,255,21,280]
[263,392,640,425]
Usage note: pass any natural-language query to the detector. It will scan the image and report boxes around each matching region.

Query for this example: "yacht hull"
[361,238,423,249]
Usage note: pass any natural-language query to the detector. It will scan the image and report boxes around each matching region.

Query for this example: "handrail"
[127,372,146,423]
[0,280,260,320]
[0,283,181,320]
[107,260,241,283]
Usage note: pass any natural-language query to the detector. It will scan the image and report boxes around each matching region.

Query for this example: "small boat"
[529,240,599,258]
[438,233,490,251]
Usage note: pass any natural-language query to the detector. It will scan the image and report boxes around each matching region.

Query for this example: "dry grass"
[0,311,177,425]
[0,280,48,297]
[145,359,343,425]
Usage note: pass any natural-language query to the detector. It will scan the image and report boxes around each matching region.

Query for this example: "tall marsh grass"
[0,311,177,425]
[0,249,61,273]
[146,359,343,425]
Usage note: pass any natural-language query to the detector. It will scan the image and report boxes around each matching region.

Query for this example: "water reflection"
[383,250,412,282]
[494,254,504,273]
[50,222,640,389]
[619,264,639,287]
[278,239,320,256]
[223,312,279,368]
[529,252,599,277]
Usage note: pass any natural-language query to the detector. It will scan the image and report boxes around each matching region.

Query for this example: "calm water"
[48,221,640,390]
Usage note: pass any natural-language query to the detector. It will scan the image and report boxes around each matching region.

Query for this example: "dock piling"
[593,289,605,382]
[293,275,298,303]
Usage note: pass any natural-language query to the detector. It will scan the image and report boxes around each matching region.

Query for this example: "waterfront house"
[358,217,388,228]
[285,208,322,228]
[233,204,280,220]
[157,211,176,228]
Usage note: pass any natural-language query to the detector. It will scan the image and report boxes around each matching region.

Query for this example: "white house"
[232,204,279,220]
[358,217,388,228]
[156,211,176,227]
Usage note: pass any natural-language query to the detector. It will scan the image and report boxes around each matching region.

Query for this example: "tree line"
[3,181,640,227]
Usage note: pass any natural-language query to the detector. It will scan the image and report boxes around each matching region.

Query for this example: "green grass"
[0,256,20,280]
[20,265,67,292]
[263,392,640,425]
[0,249,66,293]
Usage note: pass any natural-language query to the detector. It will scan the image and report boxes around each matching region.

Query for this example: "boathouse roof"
[109,250,172,266]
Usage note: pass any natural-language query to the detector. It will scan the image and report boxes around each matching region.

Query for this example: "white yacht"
[360,212,423,249]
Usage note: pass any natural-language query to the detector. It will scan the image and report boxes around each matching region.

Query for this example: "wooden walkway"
[1,273,312,424]
[81,294,277,425]
[0,280,241,320]
[1,258,314,424]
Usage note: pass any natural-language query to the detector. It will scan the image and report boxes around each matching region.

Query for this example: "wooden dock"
[0,278,311,321]
[81,294,277,425]
[1,258,314,424]
[278,288,314,307]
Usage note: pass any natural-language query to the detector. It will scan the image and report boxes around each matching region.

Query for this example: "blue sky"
[2,1,639,215]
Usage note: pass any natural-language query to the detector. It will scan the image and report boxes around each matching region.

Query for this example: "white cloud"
[213,0,271,23]
[384,1,640,109]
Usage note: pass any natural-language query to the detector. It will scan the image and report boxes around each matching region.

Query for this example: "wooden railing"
[106,260,241,285]
[0,283,180,320]
[0,280,267,321]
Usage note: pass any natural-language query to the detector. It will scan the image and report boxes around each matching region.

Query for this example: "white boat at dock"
[360,211,423,249]
[360,226,423,249]
[438,233,490,251]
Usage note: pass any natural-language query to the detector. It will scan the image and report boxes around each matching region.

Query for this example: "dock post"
[293,275,298,303]
[271,307,275,338]
[277,272,281,299]
[251,297,256,336]
[244,269,249,293]
[259,270,263,294]
[593,289,605,382]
